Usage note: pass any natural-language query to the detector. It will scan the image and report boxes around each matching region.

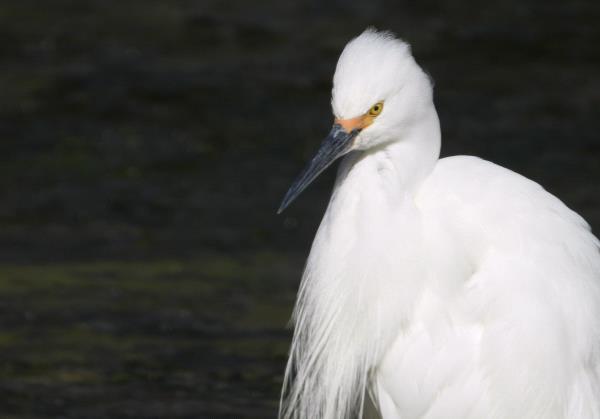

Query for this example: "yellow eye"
[368,102,384,116]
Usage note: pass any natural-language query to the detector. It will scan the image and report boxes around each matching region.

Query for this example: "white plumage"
[278,29,600,419]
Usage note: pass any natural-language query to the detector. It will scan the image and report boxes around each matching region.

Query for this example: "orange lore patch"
[334,114,374,133]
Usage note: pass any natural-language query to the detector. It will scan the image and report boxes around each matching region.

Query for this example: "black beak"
[277,124,359,214]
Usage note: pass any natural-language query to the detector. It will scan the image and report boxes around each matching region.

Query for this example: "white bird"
[277,29,600,419]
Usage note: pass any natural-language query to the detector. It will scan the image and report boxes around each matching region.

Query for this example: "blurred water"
[0,0,599,417]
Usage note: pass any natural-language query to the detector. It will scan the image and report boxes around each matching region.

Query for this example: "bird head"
[278,28,433,213]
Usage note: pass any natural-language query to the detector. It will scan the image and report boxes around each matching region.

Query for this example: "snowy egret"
[278,29,600,419]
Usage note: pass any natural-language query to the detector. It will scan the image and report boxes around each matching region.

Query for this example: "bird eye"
[369,102,384,116]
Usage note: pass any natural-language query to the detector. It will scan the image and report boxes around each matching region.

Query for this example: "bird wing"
[376,156,600,419]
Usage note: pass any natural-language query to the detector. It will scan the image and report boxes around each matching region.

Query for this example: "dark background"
[1,0,599,418]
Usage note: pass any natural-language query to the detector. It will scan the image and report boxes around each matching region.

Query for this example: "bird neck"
[382,107,441,191]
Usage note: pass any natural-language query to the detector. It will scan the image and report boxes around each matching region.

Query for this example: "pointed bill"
[278,124,359,214]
